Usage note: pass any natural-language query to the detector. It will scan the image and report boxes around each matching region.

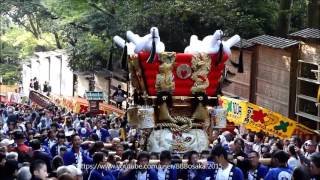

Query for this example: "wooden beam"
[297,77,320,85]
[249,46,258,103]
[288,45,299,119]
[296,111,320,122]
[298,59,319,66]
[297,94,318,102]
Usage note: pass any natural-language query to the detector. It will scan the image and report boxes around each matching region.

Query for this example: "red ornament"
[251,110,267,123]
[181,70,187,78]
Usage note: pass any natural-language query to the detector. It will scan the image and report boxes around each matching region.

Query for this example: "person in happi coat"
[178,151,204,180]
[43,129,57,150]
[63,134,93,169]
[247,151,269,180]
[232,138,250,179]
[92,120,110,142]
[264,150,292,180]
[210,145,244,180]
[78,120,91,140]
[33,132,52,156]
[25,121,37,134]
[120,151,159,180]
[155,150,177,180]
[50,133,69,157]
[88,152,119,180]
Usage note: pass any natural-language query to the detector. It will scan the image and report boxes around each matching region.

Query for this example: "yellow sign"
[245,103,296,139]
[220,96,248,125]
[265,114,296,139]
[244,103,276,132]
[219,96,297,139]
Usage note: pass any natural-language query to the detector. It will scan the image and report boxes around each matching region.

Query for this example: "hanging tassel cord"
[107,41,114,71]
[147,29,156,63]
[216,41,224,66]
[229,38,244,73]
[238,39,244,73]
[121,41,128,71]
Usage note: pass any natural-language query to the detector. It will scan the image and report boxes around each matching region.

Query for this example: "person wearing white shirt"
[216,162,233,180]
[288,145,301,169]
[253,133,264,154]
[210,145,244,180]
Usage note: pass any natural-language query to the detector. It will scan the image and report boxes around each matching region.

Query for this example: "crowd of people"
[0,102,319,180]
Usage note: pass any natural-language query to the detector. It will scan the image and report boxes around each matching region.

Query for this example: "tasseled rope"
[147,29,156,63]
[107,41,114,71]
[157,116,193,132]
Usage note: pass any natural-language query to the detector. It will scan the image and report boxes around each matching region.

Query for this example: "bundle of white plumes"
[113,27,165,55]
[184,30,241,55]
[113,36,136,55]
[127,27,165,54]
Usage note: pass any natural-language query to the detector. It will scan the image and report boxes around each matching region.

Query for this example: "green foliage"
[0,40,20,63]
[1,0,311,74]
[41,0,90,24]
[1,27,56,59]
[0,64,21,85]
[67,33,110,71]
[290,0,308,32]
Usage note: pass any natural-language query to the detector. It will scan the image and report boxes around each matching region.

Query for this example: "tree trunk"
[276,0,293,37]
[53,31,62,49]
[308,0,320,28]
[27,14,40,39]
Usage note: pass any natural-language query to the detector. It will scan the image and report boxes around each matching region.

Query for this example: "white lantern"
[138,107,155,129]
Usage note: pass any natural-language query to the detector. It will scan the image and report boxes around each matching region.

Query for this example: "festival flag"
[245,103,296,139]
[220,96,297,139]
[265,114,296,139]
[220,96,247,125]
[244,103,274,132]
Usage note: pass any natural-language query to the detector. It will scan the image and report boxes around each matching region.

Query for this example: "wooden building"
[289,28,320,130]
[249,35,300,119]
[224,35,300,119]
